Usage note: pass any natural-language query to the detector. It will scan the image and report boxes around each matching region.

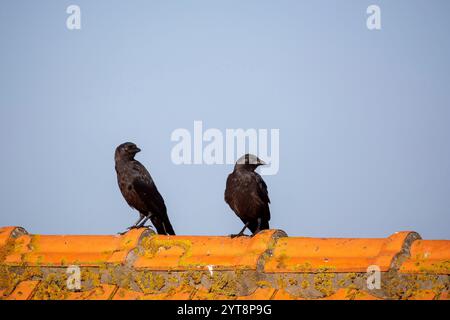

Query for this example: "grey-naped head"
[234,154,266,171]
[115,142,141,162]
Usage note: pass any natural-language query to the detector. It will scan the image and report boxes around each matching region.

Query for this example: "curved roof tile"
[0,226,448,300]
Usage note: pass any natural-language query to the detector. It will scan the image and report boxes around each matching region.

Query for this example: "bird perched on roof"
[115,142,175,235]
[224,154,271,237]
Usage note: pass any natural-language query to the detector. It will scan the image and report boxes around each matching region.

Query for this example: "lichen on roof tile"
[0,226,449,300]
[400,240,450,274]
[1,228,149,267]
[264,231,422,273]
[133,229,282,271]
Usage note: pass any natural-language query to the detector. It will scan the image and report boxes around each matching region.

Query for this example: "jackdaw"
[115,142,175,235]
[224,154,270,237]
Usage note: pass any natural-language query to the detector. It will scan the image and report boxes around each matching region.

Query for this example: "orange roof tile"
[401,290,448,300]
[159,287,193,300]
[400,240,450,274]
[264,231,420,273]
[112,287,144,300]
[191,287,236,300]
[320,288,382,300]
[0,226,448,300]
[66,284,117,300]
[237,288,277,300]
[1,227,148,266]
[0,226,18,247]
[133,229,283,271]
[5,280,40,300]
[271,289,304,300]
[112,286,193,300]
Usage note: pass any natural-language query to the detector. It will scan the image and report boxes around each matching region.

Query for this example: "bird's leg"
[136,213,153,228]
[251,218,262,237]
[230,222,250,238]
[118,214,145,234]
[127,214,145,230]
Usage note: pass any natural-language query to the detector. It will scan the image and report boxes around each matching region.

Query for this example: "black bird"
[224,154,270,237]
[115,142,175,235]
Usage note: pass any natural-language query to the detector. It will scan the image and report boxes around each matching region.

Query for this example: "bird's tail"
[260,218,270,230]
[248,218,270,234]
[162,219,176,235]
[151,215,176,235]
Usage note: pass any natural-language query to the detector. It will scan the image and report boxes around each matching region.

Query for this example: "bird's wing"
[132,178,167,218]
[133,178,175,235]
[224,174,234,205]
[254,173,271,222]
[255,173,270,204]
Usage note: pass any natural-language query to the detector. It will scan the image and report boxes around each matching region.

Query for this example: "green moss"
[209,273,237,297]
[32,272,69,300]
[276,277,287,289]
[108,267,133,289]
[345,288,364,300]
[190,271,203,285]
[179,271,204,287]
[421,260,450,274]
[168,275,180,285]
[0,240,15,264]
[382,271,445,300]
[0,265,44,297]
[276,253,288,269]
[293,262,314,272]
[135,272,166,294]
[256,280,272,288]
[28,235,41,251]
[81,268,101,289]
[140,236,193,266]
[301,279,309,289]
[338,272,358,287]
[313,268,336,297]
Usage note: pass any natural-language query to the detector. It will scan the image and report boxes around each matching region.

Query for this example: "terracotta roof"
[0,226,448,300]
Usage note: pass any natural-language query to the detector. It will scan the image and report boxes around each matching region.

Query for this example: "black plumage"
[115,142,175,235]
[224,154,270,237]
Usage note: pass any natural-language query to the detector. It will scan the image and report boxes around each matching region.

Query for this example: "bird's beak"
[258,159,266,165]
[134,147,141,153]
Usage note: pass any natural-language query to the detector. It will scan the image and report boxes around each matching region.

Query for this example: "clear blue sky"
[1,1,449,239]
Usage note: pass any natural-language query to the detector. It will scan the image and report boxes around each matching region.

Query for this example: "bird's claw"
[118,225,156,236]
[117,225,139,235]
[250,230,262,237]
[229,233,249,238]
